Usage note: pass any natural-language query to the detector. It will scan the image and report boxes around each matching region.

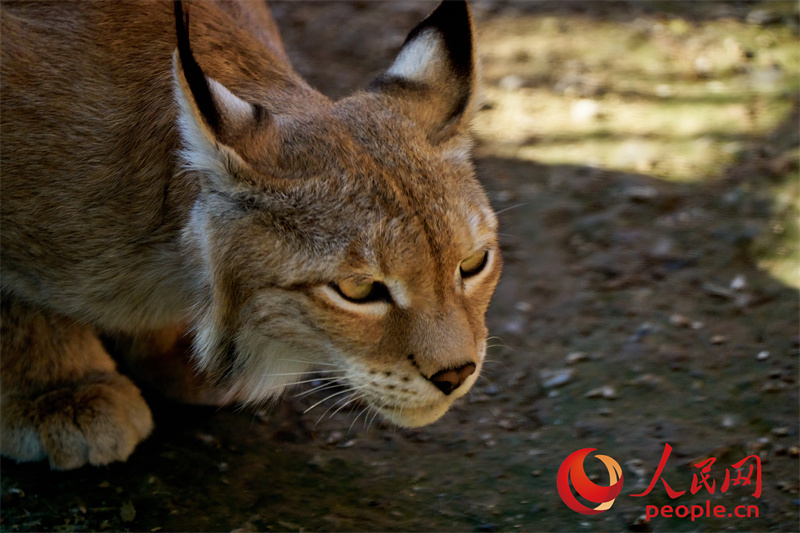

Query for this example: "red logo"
[557,448,624,515]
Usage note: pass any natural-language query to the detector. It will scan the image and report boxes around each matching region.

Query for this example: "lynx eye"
[460,250,488,279]
[332,279,391,303]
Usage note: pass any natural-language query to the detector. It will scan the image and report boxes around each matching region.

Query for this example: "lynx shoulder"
[0,0,500,469]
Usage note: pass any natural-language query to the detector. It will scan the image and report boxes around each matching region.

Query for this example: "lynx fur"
[0,0,500,469]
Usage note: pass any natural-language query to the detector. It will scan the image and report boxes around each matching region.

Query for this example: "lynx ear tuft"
[172,0,259,184]
[370,0,476,145]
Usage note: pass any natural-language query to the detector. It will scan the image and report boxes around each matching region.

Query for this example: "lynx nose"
[429,363,476,395]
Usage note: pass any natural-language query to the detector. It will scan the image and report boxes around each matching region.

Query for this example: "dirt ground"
[1,1,798,532]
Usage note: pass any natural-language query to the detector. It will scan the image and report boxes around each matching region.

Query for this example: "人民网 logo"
[557,448,624,515]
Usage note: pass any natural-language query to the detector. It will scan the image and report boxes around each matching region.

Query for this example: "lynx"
[0,0,500,470]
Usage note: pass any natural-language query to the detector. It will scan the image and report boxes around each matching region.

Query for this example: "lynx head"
[173,0,500,427]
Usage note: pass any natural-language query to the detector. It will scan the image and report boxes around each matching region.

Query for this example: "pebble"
[626,459,647,478]
[669,314,690,327]
[762,381,788,393]
[730,274,746,291]
[325,431,344,445]
[629,515,652,532]
[540,368,574,388]
[624,185,659,201]
[771,427,790,437]
[711,335,727,345]
[584,385,617,400]
[721,414,739,429]
[757,351,771,361]
[565,351,589,365]
[514,301,532,313]
[630,374,662,389]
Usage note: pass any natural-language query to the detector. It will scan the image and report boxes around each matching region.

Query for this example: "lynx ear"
[172,0,262,186]
[369,0,476,145]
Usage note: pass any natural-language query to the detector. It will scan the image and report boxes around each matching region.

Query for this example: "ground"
[1,1,798,532]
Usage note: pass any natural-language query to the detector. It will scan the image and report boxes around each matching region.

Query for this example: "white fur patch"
[207,77,254,127]
[171,53,249,187]
[386,29,443,82]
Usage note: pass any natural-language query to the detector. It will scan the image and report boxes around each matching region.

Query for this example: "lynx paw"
[4,373,153,470]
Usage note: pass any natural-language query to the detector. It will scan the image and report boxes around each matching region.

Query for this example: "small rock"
[584,385,617,400]
[650,237,676,259]
[757,351,771,361]
[789,446,799,457]
[762,381,788,393]
[597,407,614,417]
[624,185,659,202]
[630,374,662,389]
[721,414,739,429]
[629,514,652,532]
[503,318,525,335]
[730,274,747,291]
[711,335,727,345]
[497,419,517,431]
[325,431,344,445]
[626,459,647,478]
[690,321,705,330]
[771,427,790,437]
[531,470,542,477]
[669,314,690,327]
[703,282,735,299]
[514,301,533,313]
[566,351,589,365]
[540,368,574,388]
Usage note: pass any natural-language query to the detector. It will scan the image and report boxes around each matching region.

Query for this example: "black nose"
[429,363,476,395]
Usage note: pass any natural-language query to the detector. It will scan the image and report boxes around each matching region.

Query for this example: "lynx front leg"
[0,297,153,469]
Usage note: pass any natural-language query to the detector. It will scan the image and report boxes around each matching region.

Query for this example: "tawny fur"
[0,0,500,469]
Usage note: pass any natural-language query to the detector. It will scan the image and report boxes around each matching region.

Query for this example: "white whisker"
[293,380,341,399]
[349,404,370,433]
[330,393,364,418]
[494,202,528,216]
[279,359,339,367]
[314,390,359,427]
[304,386,366,414]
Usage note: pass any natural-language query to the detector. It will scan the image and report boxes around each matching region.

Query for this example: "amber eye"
[332,279,391,303]
[460,250,488,279]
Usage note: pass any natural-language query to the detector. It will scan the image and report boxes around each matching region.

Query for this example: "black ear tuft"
[174,0,221,133]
